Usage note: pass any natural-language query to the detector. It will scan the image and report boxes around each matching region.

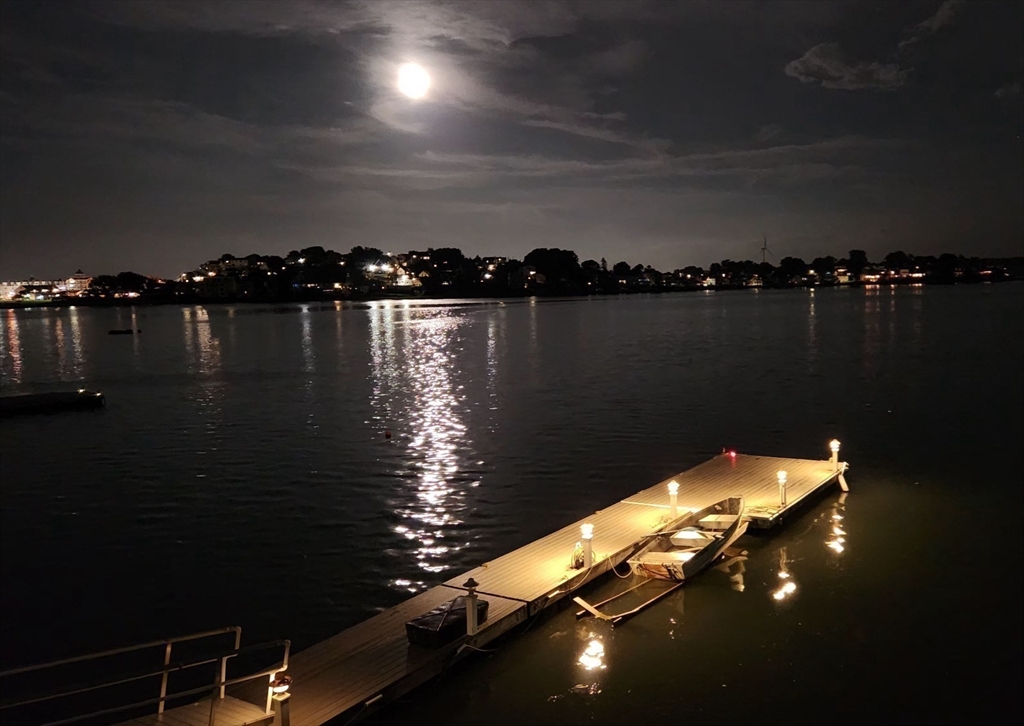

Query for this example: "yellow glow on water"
[577,639,606,671]
[772,581,798,601]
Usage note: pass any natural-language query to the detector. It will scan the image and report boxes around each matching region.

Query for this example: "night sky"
[1,0,1021,279]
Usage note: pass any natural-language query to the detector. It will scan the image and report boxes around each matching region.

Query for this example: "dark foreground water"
[1,285,1022,725]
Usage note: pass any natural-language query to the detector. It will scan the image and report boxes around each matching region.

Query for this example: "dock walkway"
[117,696,272,726]
[268,452,846,726]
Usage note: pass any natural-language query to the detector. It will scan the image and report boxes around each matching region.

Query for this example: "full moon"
[397,63,430,99]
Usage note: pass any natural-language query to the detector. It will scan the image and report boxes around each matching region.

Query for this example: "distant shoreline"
[1,278,1018,310]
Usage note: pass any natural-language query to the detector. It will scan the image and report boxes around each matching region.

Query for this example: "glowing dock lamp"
[581,523,594,569]
[270,674,292,694]
[268,674,292,726]
[829,439,841,472]
[777,470,788,507]
[463,577,480,636]
[668,480,679,518]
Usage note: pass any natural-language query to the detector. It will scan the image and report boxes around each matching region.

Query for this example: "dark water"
[1,286,1022,724]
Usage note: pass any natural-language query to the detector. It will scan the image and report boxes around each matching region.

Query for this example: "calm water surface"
[1,286,1022,724]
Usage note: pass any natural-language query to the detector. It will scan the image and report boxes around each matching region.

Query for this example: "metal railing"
[0,627,290,726]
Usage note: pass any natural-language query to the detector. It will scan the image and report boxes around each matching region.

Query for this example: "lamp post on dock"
[464,578,480,636]
[581,523,594,568]
[668,480,679,519]
[777,470,787,507]
[829,439,841,472]
[268,674,292,726]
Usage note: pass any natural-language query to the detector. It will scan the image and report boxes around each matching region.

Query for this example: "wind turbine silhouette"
[760,233,774,264]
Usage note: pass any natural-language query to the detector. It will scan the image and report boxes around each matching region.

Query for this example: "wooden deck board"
[244,453,844,726]
[116,696,271,726]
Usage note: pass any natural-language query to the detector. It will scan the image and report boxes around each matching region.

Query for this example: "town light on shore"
[581,523,594,568]
[668,480,679,518]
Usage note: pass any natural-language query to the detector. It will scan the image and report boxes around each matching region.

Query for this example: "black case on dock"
[405,596,489,648]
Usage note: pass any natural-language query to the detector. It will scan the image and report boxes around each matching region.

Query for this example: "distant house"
[65,270,92,294]
[197,275,239,298]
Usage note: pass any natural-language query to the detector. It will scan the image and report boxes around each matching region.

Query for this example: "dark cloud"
[995,82,1021,99]
[785,43,909,91]
[1,0,1021,278]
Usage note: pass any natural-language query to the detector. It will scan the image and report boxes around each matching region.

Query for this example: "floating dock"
[253,449,848,726]
[0,390,105,417]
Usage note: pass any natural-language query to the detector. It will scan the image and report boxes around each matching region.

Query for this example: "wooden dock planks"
[116,695,272,726]
[249,453,844,726]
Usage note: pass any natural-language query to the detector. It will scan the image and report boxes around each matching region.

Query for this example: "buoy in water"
[384,429,392,439]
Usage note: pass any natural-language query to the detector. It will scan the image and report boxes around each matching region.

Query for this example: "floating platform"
[0,390,105,417]
[253,450,848,726]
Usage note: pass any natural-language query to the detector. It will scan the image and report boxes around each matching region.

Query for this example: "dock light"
[463,577,480,635]
[270,674,292,694]
[668,480,679,518]
[777,470,788,507]
[581,523,594,568]
[829,439,841,471]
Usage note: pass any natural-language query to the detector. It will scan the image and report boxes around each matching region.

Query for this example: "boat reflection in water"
[717,555,747,593]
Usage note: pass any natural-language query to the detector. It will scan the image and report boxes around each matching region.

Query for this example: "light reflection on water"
[827,491,849,553]
[67,307,83,379]
[1,311,23,383]
[1,287,1020,726]
[368,304,472,580]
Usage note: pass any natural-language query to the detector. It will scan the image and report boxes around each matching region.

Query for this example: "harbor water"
[1,285,1021,724]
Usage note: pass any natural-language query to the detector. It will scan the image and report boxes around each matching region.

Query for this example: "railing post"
[207,667,221,726]
[266,673,275,715]
[273,693,292,726]
[218,656,227,700]
[158,642,172,715]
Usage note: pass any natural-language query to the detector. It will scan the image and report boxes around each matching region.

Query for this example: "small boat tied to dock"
[573,496,748,624]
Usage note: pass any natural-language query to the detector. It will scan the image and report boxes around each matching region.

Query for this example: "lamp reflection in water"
[771,546,798,601]
[826,491,848,554]
[371,306,470,577]
[567,628,608,697]
[577,638,606,671]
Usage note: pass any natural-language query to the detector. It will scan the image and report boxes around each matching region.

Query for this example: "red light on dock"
[728,450,737,459]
